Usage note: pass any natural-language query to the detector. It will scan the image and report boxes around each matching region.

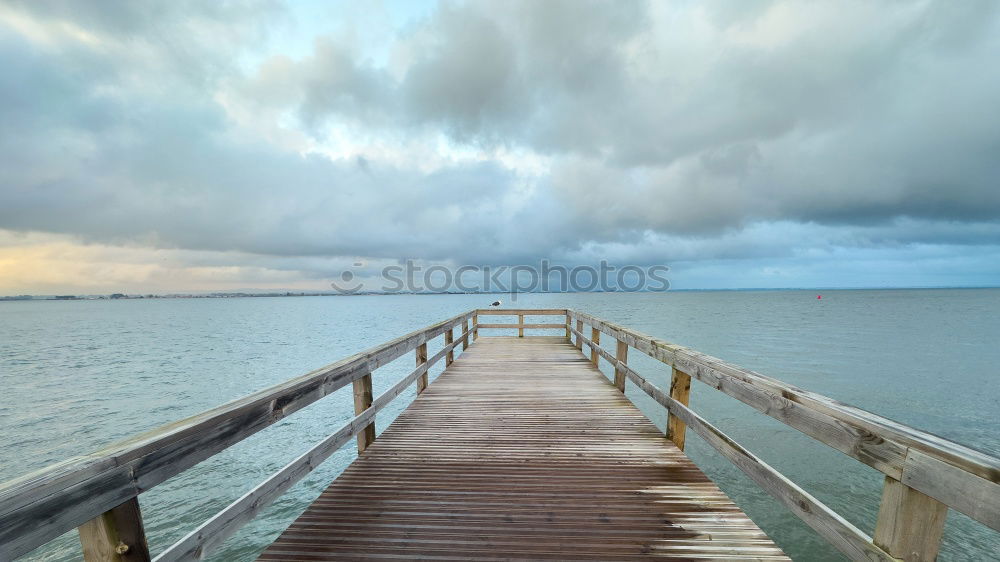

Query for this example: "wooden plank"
[260,337,788,561]
[475,323,566,329]
[0,310,475,560]
[78,498,150,562]
[474,309,567,315]
[564,313,571,339]
[899,448,1000,532]
[462,320,470,351]
[416,343,428,394]
[154,336,464,562]
[590,327,600,366]
[518,314,524,337]
[614,340,628,392]
[567,310,1000,531]
[874,476,947,561]
[568,309,1000,484]
[575,319,583,350]
[472,312,478,341]
[445,329,454,366]
[352,373,375,454]
[667,368,692,451]
[613,355,896,562]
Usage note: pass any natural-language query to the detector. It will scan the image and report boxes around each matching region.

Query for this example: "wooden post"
[473,312,479,341]
[416,343,428,394]
[666,367,692,450]
[518,313,524,338]
[462,319,470,350]
[873,476,948,561]
[565,313,571,340]
[352,372,375,453]
[614,340,628,392]
[445,329,454,366]
[575,320,583,350]
[78,497,150,562]
[590,328,600,366]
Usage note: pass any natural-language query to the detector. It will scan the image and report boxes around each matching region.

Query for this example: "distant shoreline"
[2,285,998,301]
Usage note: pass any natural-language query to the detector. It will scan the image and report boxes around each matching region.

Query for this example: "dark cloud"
[0,0,999,289]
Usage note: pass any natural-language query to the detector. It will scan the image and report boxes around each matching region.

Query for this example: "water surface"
[2,289,998,560]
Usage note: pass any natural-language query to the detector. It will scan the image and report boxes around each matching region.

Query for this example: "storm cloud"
[1,0,999,291]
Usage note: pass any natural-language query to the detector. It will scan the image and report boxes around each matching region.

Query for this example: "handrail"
[566,308,1000,561]
[0,310,475,561]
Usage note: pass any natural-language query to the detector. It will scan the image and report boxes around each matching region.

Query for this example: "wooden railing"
[565,309,1000,562]
[2,307,997,561]
[0,311,475,561]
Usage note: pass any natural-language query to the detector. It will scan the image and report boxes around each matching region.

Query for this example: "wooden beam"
[874,476,948,561]
[472,312,478,341]
[567,309,1000,532]
[444,329,454,366]
[616,358,896,562]
[590,328,600,366]
[78,497,149,562]
[474,308,567,315]
[0,310,476,560]
[474,323,566,329]
[351,373,375,454]
[518,314,524,337]
[564,313,571,340]
[575,320,583,350]
[667,367,692,450]
[614,340,628,392]
[462,320,469,351]
[416,343,428,394]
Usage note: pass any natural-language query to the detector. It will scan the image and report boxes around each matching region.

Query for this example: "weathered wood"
[474,308,567,315]
[154,334,464,562]
[444,329,454,366]
[462,320,469,351]
[900,447,1000,532]
[261,337,787,561]
[564,313,571,339]
[667,367,692,450]
[474,323,566,329]
[614,340,628,392]
[589,327,600,366]
[78,497,150,562]
[568,309,1000,531]
[472,312,478,341]
[517,314,524,337]
[874,476,948,561]
[615,357,896,562]
[0,310,475,560]
[575,319,583,350]
[416,343,428,394]
[352,373,375,454]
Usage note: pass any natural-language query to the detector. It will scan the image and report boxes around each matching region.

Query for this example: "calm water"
[1,290,998,560]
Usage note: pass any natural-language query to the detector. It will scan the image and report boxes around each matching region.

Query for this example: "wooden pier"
[260,336,786,560]
[1,309,999,561]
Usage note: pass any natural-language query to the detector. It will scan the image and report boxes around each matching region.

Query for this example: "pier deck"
[259,337,787,560]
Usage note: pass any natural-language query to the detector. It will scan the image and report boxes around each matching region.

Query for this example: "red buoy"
[817,295,822,299]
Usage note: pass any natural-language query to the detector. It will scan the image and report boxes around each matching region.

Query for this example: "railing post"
[575,319,583,350]
[564,313,571,340]
[518,313,524,338]
[873,476,948,561]
[352,371,375,453]
[462,319,470,350]
[614,340,628,392]
[590,327,600,366]
[666,367,692,450]
[445,328,454,366]
[78,497,150,562]
[473,312,479,341]
[416,342,428,394]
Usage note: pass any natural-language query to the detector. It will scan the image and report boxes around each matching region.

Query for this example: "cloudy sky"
[1,0,999,293]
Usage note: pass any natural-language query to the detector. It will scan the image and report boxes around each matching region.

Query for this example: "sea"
[1,289,998,560]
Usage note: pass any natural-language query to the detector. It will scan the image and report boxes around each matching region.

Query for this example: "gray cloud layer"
[1,0,999,287]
